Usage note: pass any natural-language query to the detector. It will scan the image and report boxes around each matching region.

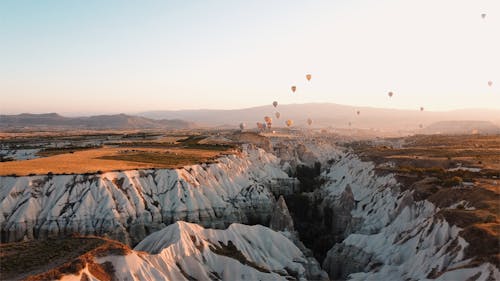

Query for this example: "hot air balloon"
[420,107,424,111]
[306,74,312,81]
[239,122,246,130]
[488,81,493,87]
[273,101,278,108]
[275,112,281,119]
[307,118,313,126]
[256,122,265,130]
[291,86,297,93]
[388,91,394,98]
[482,13,487,19]
[356,110,360,115]
[264,116,272,129]
[285,119,293,127]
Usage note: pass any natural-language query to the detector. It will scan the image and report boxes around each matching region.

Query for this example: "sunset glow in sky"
[1,0,499,114]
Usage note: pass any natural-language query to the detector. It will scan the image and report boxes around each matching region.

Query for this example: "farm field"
[0,146,227,176]
[0,131,237,176]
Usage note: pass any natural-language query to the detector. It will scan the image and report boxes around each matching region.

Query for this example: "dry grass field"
[0,146,228,176]
[0,131,238,176]
[0,236,130,281]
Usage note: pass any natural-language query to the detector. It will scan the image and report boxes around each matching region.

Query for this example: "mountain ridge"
[138,103,500,129]
[2,103,500,131]
[0,113,197,130]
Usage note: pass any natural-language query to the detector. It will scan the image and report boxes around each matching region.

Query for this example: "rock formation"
[270,195,294,232]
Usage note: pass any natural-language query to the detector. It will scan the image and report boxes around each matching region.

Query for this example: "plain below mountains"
[0,113,197,130]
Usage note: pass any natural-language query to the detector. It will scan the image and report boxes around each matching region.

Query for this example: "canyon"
[1,137,498,280]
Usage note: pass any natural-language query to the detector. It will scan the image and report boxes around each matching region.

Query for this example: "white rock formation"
[270,195,295,232]
[317,146,499,281]
[0,147,289,245]
[60,221,326,281]
[0,148,40,161]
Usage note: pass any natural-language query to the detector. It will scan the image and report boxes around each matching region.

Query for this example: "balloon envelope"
[285,119,293,127]
[291,86,297,93]
[239,122,246,130]
[306,74,312,81]
[482,13,486,19]
[273,101,278,108]
[388,91,394,98]
[420,107,424,111]
[307,118,313,126]
[356,110,360,115]
[275,112,280,119]
[488,81,493,87]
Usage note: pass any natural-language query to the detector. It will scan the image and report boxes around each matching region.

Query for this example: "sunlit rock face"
[0,147,289,245]
[311,144,499,281]
[3,137,499,281]
[59,221,329,281]
[265,138,498,281]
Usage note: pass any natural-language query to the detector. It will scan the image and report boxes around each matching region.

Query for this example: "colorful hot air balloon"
[273,101,278,108]
[239,122,246,130]
[307,118,312,126]
[488,81,493,87]
[356,110,360,115]
[256,122,265,130]
[482,13,487,19]
[291,86,297,93]
[285,119,293,127]
[388,91,394,98]
[264,116,272,129]
[420,107,424,111]
[306,74,312,81]
[275,112,280,119]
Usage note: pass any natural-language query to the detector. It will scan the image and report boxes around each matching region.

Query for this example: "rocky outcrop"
[60,221,328,281]
[270,195,294,232]
[269,178,300,196]
[323,244,378,280]
[316,145,499,280]
[0,147,288,245]
[268,196,329,280]
[321,184,358,242]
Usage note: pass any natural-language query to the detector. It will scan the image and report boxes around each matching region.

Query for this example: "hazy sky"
[1,0,499,115]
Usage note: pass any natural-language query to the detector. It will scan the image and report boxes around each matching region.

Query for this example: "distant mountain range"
[0,113,197,130]
[2,103,500,132]
[139,103,500,131]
